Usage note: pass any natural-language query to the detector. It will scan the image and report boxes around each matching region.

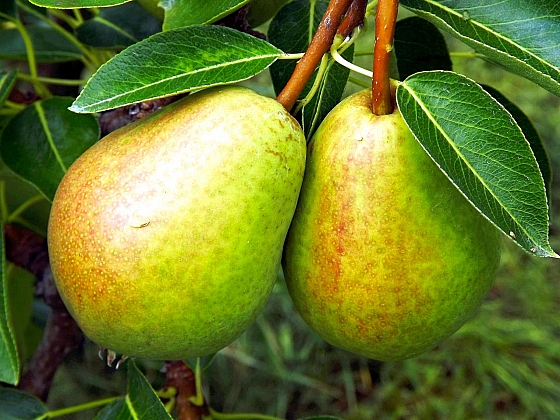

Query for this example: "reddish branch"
[337,0,367,38]
[4,224,83,401]
[276,0,356,112]
[163,361,209,420]
[372,0,399,115]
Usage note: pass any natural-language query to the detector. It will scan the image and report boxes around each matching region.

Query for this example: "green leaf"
[0,0,16,19]
[400,0,560,97]
[247,0,291,27]
[0,388,47,419]
[29,0,129,9]
[70,25,283,113]
[482,85,552,202]
[75,1,162,49]
[298,417,344,420]
[0,97,100,201]
[0,70,18,108]
[301,45,353,138]
[0,218,20,385]
[94,398,132,420]
[0,26,82,63]
[268,0,328,95]
[394,16,452,80]
[161,0,249,31]
[396,71,556,258]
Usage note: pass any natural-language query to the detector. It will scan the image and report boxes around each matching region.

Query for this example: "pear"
[282,89,501,362]
[48,86,306,360]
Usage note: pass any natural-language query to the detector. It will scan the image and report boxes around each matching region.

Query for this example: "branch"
[163,361,209,420]
[372,0,399,115]
[276,0,355,112]
[4,223,84,402]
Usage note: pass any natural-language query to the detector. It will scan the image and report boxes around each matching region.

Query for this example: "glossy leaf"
[94,361,172,420]
[0,26,82,63]
[71,25,283,113]
[162,0,249,31]
[0,388,47,419]
[75,1,162,49]
[396,71,556,257]
[29,0,129,9]
[0,218,20,385]
[0,70,18,108]
[400,0,560,97]
[268,0,328,95]
[482,85,552,201]
[0,97,100,201]
[394,16,452,80]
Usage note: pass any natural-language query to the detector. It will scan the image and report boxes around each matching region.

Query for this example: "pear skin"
[283,89,501,361]
[48,86,306,360]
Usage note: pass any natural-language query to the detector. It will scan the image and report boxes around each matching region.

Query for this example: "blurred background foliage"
[4,10,560,420]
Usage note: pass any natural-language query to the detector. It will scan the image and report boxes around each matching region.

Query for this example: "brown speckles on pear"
[282,89,501,361]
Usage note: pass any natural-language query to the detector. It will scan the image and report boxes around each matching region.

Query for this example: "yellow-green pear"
[282,89,501,362]
[48,86,306,360]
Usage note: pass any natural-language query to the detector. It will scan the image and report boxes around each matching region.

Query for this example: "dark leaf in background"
[397,71,556,257]
[0,97,100,201]
[400,0,560,97]
[75,1,162,49]
[161,0,249,30]
[0,26,82,63]
[482,85,552,202]
[268,0,328,95]
[70,25,283,113]
[394,16,452,80]
[0,388,47,419]
[0,70,17,108]
[0,0,16,19]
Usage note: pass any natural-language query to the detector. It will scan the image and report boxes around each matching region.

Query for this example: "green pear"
[282,89,501,362]
[48,86,306,360]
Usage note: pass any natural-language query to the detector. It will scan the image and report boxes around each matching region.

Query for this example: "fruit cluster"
[48,85,500,362]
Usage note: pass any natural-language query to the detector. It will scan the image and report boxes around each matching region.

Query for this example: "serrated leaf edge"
[397,72,557,258]
[405,0,559,89]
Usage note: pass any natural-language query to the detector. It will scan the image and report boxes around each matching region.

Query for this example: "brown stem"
[337,0,367,38]
[276,0,355,112]
[4,224,84,401]
[372,0,399,115]
[163,361,209,420]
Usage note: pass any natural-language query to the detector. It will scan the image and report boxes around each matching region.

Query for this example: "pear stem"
[275,0,355,112]
[372,0,399,115]
[337,0,368,38]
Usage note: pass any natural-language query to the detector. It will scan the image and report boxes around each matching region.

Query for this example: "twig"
[372,0,399,115]
[163,361,210,420]
[4,224,84,401]
[276,0,355,112]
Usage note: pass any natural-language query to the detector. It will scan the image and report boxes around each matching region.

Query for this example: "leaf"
[161,0,249,31]
[396,71,556,257]
[394,16,452,80]
[247,0,291,27]
[94,398,132,420]
[269,0,351,137]
[301,45,353,138]
[0,388,47,419]
[29,0,129,9]
[268,0,328,95]
[400,0,560,97]
[0,219,20,385]
[0,97,100,201]
[0,0,16,20]
[0,70,18,108]
[0,26,82,63]
[70,25,283,113]
[75,1,162,49]
[482,85,552,201]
